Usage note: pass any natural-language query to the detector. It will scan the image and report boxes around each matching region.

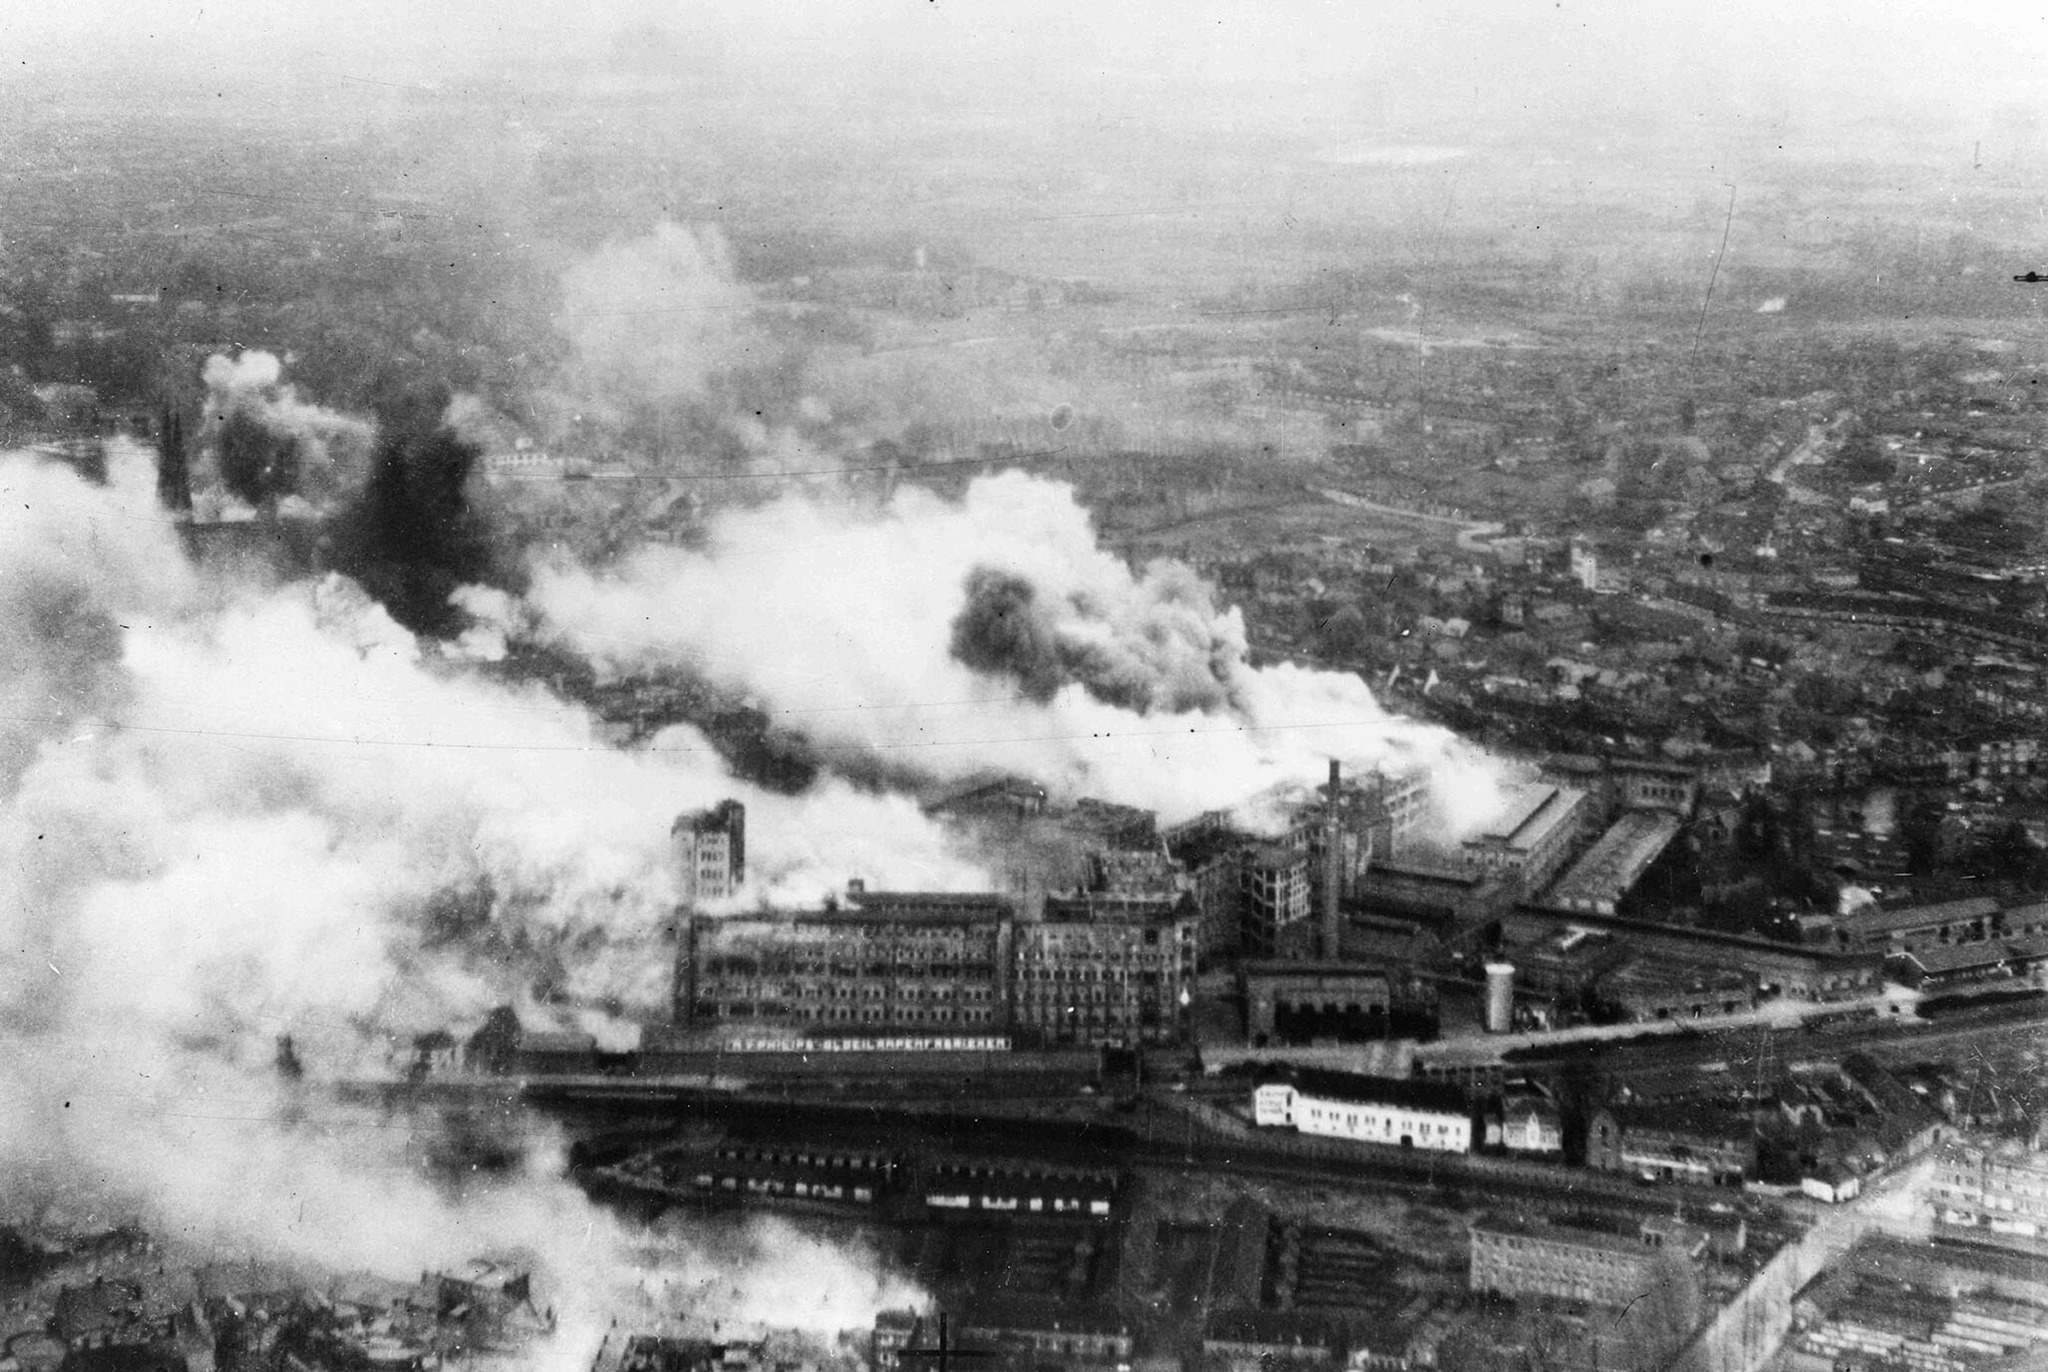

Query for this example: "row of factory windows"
[699,956,1000,976]
[1016,1006,1159,1025]
[1011,991,1163,1011]
[1941,1171,2048,1212]
[701,962,1180,988]
[716,1144,893,1169]
[1028,925,1192,948]
[1975,1195,2048,1215]
[801,926,989,943]
[926,1193,1112,1216]
[705,1003,999,1025]
[1015,946,1182,965]
[699,981,998,1001]
[1308,1108,1460,1140]
[703,959,1000,977]
[698,1174,878,1204]
[1956,1162,2048,1186]
[1017,966,1176,983]
[1479,1236,1642,1268]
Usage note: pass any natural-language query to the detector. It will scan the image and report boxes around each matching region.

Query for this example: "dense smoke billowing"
[192,351,377,518]
[0,440,942,1345]
[545,222,842,477]
[533,218,1343,502]
[525,471,1510,831]
[949,558,1249,715]
[0,457,176,789]
[1,200,1513,1352]
[557,222,757,410]
[326,384,521,637]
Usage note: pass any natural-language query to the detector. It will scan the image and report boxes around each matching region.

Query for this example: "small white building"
[1254,1070,1472,1154]
[1800,1168,1861,1205]
[480,448,568,482]
[1501,1095,1564,1154]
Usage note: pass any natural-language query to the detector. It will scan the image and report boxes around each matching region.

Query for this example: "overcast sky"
[5,0,2034,134]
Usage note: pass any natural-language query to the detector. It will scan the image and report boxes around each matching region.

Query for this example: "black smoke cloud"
[216,407,302,507]
[190,351,377,518]
[948,568,1064,702]
[526,473,1513,830]
[947,558,1249,715]
[329,384,523,639]
[1,438,954,1348]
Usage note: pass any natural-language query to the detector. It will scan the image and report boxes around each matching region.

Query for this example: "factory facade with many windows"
[1012,892,1199,1046]
[675,885,1199,1046]
[1240,843,1314,959]
[1933,1140,2048,1239]
[675,895,1015,1034]
[1469,1214,1702,1309]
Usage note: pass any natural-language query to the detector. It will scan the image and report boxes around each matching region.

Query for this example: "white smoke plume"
[191,350,378,519]
[0,452,194,788]
[543,221,1338,488]
[524,470,1512,834]
[0,440,937,1345]
[555,222,758,412]
[442,391,527,456]
[628,1213,924,1337]
[545,220,869,487]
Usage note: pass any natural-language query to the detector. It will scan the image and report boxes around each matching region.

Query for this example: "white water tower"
[1483,961,1516,1035]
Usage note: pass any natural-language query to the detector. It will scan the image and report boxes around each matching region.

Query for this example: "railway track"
[1502,993,2046,1089]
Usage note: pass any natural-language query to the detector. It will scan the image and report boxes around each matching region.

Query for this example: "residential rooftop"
[1260,1065,1470,1115]
[1545,811,1683,910]
[1841,896,2000,937]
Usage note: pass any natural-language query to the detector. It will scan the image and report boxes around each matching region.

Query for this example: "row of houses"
[1248,1055,1947,1197]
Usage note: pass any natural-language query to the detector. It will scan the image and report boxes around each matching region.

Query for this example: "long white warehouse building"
[1253,1067,1474,1154]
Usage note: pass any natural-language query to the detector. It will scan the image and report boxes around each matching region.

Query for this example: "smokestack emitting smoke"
[1,212,1516,1351]
[0,439,940,1352]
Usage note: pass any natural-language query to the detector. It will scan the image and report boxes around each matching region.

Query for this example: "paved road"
[1312,486,1505,551]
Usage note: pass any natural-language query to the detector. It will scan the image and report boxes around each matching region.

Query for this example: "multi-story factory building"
[673,882,1197,1045]
[1241,843,1314,959]
[1461,783,1590,895]
[1933,1140,2048,1240]
[1165,816,1254,959]
[672,801,746,905]
[1587,1103,1756,1186]
[1011,891,1199,1047]
[1167,760,1432,962]
[1469,1213,1703,1309]
[1281,761,1428,880]
[674,890,1016,1034]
